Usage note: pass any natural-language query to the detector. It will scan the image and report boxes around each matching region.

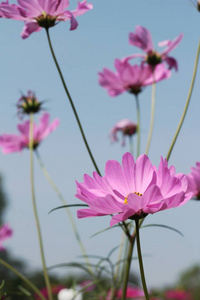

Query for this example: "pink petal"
[161,33,183,56]
[21,20,42,39]
[129,25,153,53]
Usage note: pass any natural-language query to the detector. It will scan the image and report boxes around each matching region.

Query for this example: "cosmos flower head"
[17,90,43,118]
[125,25,183,71]
[0,0,93,39]
[165,289,192,300]
[186,162,200,200]
[99,59,170,97]
[0,224,13,251]
[110,119,137,146]
[76,153,192,227]
[0,113,59,153]
[107,286,144,299]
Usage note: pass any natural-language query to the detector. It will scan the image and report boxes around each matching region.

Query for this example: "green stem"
[35,150,93,276]
[135,220,149,300]
[166,40,200,161]
[129,136,134,156]
[45,28,101,175]
[121,233,135,300]
[29,113,53,300]
[145,78,156,155]
[135,95,141,158]
[0,258,46,300]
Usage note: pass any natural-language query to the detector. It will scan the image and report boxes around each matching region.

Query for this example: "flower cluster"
[76,152,192,226]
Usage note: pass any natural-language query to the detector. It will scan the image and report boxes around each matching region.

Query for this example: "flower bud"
[17,90,43,117]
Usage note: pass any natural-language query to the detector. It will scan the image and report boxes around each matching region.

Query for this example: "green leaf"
[90,224,120,238]
[49,204,88,214]
[142,223,183,237]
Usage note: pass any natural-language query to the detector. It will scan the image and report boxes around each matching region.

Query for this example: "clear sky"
[1,0,200,289]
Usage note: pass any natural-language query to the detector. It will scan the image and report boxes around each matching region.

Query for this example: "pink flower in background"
[116,286,144,299]
[80,280,96,292]
[126,25,183,70]
[99,59,170,96]
[110,119,137,146]
[0,113,59,153]
[0,224,12,251]
[186,162,200,200]
[0,0,93,38]
[35,285,65,300]
[165,289,192,300]
[76,153,192,226]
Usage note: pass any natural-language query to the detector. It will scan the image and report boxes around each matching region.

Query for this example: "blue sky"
[1,0,200,289]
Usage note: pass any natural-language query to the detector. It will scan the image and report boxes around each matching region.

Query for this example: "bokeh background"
[0,0,200,290]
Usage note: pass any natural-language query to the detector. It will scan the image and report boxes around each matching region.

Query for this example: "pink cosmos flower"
[80,280,96,292]
[76,153,192,227]
[165,289,192,300]
[0,0,93,39]
[126,25,183,71]
[35,285,66,300]
[99,59,170,97]
[110,119,137,146]
[0,113,59,153]
[114,286,144,299]
[186,162,200,200]
[0,224,13,251]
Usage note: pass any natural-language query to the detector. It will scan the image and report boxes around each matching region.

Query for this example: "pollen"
[42,11,47,17]
[134,192,143,197]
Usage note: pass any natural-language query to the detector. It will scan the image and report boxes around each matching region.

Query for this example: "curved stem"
[45,28,101,175]
[135,220,149,300]
[35,150,93,276]
[0,258,46,300]
[166,40,200,161]
[145,78,156,155]
[29,113,53,300]
[135,95,141,158]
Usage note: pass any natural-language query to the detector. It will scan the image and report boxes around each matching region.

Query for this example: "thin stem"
[121,233,135,300]
[166,40,200,161]
[135,95,141,158]
[145,78,156,155]
[112,230,126,297]
[0,258,46,300]
[129,136,134,156]
[45,28,101,175]
[35,150,93,276]
[135,220,149,300]
[29,113,53,300]
[120,222,136,300]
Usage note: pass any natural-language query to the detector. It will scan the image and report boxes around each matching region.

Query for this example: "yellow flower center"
[124,192,142,204]
[42,11,47,17]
